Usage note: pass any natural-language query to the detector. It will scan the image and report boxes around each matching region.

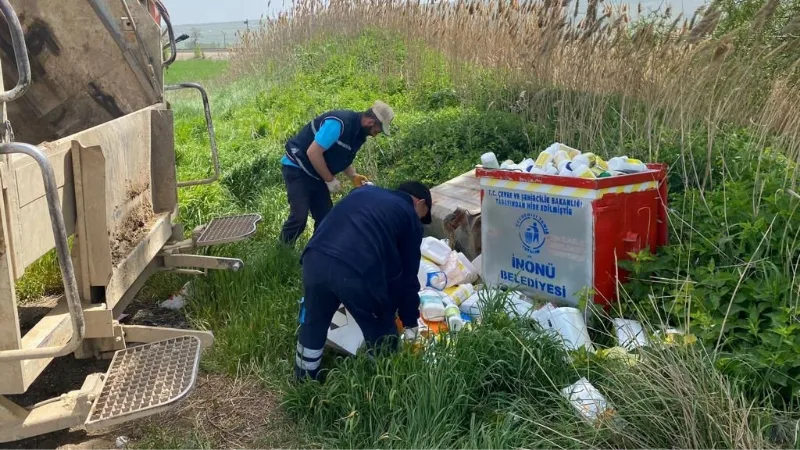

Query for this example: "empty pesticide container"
[476,163,668,308]
[420,236,452,265]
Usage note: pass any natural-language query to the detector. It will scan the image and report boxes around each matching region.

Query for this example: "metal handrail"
[0,143,85,361]
[165,83,220,187]
[0,0,31,102]
[154,0,176,67]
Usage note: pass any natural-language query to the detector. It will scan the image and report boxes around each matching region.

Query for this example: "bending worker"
[279,101,395,245]
[294,181,432,381]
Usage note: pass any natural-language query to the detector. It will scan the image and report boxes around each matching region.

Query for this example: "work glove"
[351,174,370,188]
[403,326,420,341]
[325,178,342,193]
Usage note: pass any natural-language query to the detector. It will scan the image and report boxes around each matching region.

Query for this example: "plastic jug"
[612,318,648,350]
[534,151,554,169]
[561,377,614,424]
[419,289,446,322]
[572,164,596,179]
[459,292,482,319]
[420,237,451,265]
[559,143,582,160]
[418,258,447,290]
[554,150,570,166]
[471,254,482,278]
[500,159,516,170]
[558,163,574,177]
[548,307,594,351]
[520,158,535,172]
[572,153,596,168]
[444,283,475,306]
[607,156,647,173]
[481,152,500,169]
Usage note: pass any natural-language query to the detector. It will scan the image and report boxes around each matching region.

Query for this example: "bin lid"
[476,163,666,191]
[431,169,481,215]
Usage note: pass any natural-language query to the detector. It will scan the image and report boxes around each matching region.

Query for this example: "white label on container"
[481,186,594,305]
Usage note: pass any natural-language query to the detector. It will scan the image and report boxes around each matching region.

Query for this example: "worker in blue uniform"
[279,101,395,245]
[294,181,432,382]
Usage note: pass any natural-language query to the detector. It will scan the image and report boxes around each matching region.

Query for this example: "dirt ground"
[7,290,292,449]
[7,373,288,450]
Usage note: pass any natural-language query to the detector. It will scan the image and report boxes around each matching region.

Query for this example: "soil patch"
[119,374,294,448]
[110,184,155,266]
[6,372,292,450]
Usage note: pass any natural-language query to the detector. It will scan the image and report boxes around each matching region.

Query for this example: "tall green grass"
[157,38,800,446]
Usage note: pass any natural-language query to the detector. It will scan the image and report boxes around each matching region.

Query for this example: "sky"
[163,0,706,26]
[162,0,286,25]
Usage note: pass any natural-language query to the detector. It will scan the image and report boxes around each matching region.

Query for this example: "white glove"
[403,326,420,341]
[326,178,342,193]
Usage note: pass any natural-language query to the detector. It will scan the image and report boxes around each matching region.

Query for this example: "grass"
[153,27,800,446]
[14,0,800,445]
[164,59,230,85]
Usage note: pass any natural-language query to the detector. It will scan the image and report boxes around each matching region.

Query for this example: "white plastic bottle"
[572,164,597,179]
[558,161,575,177]
[459,292,482,319]
[572,153,596,168]
[420,237,451,265]
[559,143,582,160]
[419,289,446,322]
[442,297,465,331]
[554,150,570,167]
[481,152,500,169]
[534,151,554,169]
[444,283,475,305]
[607,156,647,173]
[520,158,535,172]
[500,159,518,170]
[418,258,447,290]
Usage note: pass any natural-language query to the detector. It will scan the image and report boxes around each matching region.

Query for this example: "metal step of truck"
[84,336,201,431]
[196,214,262,247]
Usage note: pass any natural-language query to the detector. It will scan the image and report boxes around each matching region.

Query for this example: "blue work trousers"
[295,250,399,381]
[280,165,333,245]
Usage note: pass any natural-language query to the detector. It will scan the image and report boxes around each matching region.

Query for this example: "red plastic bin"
[477,163,668,308]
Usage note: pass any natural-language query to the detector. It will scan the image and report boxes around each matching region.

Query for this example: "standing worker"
[279,101,395,245]
[294,181,432,382]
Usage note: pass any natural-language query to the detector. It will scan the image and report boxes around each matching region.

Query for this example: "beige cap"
[372,100,394,136]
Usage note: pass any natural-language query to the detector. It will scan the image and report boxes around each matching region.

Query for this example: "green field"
[164,59,230,84]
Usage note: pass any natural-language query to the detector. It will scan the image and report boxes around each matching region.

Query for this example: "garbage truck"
[0,0,262,442]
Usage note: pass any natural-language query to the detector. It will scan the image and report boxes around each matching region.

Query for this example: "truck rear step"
[84,336,201,431]
[196,214,262,247]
